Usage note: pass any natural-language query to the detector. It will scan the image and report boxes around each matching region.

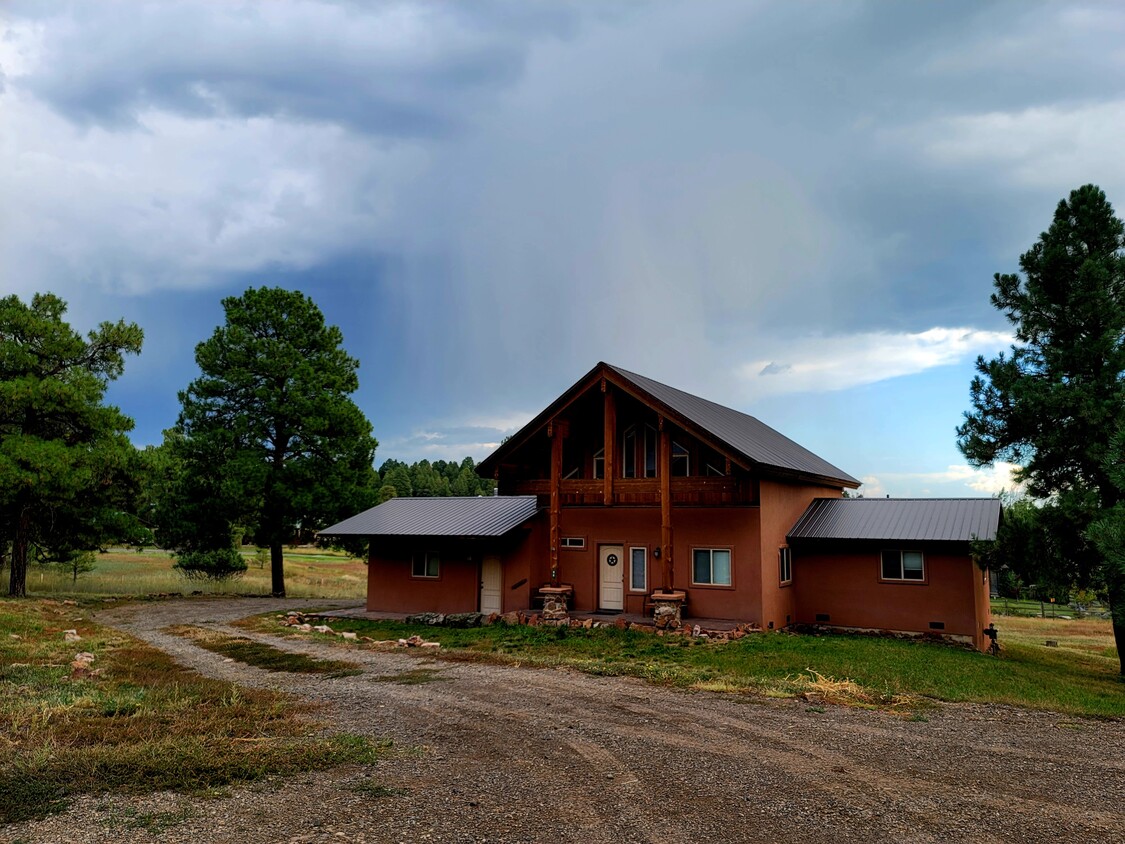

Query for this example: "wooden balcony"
[515,476,750,506]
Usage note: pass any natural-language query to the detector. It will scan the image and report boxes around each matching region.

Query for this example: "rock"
[62,599,78,606]
[692,624,702,637]
[527,614,541,627]
[341,631,358,640]
[582,618,594,629]
[420,642,441,649]
[445,612,484,628]
[9,634,21,640]
[614,617,629,629]
[298,623,313,632]
[500,611,521,626]
[313,624,334,634]
[484,613,499,626]
[406,612,445,626]
[63,629,82,642]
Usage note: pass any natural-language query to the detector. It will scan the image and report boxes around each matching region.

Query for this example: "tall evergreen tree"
[176,287,377,597]
[0,293,143,597]
[957,184,1125,672]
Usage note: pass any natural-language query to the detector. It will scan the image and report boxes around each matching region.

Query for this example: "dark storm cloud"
[14,1,577,137]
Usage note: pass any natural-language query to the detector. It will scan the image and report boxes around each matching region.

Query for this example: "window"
[623,428,637,478]
[705,462,725,477]
[692,548,732,586]
[560,536,586,550]
[644,425,657,478]
[629,547,647,591]
[881,549,925,581]
[779,546,792,585]
[672,441,689,477]
[593,448,605,480]
[412,551,440,578]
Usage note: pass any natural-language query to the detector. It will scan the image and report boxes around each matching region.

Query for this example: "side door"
[480,556,502,615]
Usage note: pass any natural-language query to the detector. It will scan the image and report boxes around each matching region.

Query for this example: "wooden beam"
[660,420,673,591]
[603,386,616,506]
[549,419,565,585]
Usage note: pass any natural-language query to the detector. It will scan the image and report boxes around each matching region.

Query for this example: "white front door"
[599,545,624,611]
[480,557,502,615]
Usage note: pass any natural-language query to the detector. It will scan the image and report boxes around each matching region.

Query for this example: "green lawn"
[250,613,1124,718]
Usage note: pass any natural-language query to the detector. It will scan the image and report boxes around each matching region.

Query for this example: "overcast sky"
[3,1,1124,497]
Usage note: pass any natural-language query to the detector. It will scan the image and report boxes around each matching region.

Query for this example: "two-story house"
[323,362,997,649]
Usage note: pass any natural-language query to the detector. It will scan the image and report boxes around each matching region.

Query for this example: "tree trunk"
[8,507,30,598]
[270,542,286,598]
[1114,620,1124,676]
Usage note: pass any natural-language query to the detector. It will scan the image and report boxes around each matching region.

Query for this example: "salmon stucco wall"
[758,481,844,631]
[553,506,761,619]
[793,546,991,650]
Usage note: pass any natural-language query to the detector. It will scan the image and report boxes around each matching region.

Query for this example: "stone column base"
[539,585,574,623]
[650,590,687,630]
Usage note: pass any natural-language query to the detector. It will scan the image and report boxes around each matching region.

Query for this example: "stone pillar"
[539,585,573,623]
[650,590,686,630]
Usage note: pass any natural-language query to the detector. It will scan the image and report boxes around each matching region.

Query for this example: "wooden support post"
[548,419,567,586]
[660,418,673,591]
[603,383,615,506]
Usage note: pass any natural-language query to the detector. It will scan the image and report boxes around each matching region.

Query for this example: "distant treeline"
[374,457,495,502]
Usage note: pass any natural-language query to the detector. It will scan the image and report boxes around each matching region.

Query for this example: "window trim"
[628,546,647,592]
[691,547,734,588]
[411,551,440,579]
[560,536,586,550]
[778,545,792,586]
[880,549,926,583]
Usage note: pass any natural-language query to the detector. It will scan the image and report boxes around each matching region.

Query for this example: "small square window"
[692,548,732,586]
[778,546,792,585]
[412,552,440,578]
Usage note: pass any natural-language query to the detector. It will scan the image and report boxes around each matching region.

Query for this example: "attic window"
[623,427,637,478]
[593,448,605,480]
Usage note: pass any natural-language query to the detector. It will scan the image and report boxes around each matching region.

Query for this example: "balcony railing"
[515,476,749,506]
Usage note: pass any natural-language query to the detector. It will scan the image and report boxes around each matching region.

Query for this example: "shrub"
[173,548,248,581]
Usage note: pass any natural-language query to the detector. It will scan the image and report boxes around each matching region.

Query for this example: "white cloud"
[861,461,1023,498]
[739,327,1013,398]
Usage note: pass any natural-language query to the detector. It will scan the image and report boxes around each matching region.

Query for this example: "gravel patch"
[5,597,1124,844]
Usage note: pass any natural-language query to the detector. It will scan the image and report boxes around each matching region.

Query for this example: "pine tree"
[958,184,1125,672]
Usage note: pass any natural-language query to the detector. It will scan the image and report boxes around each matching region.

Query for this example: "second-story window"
[593,448,605,480]
[672,441,689,477]
[644,425,658,478]
[623,427,637,478]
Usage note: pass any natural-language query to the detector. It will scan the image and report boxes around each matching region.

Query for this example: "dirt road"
[7,598,1125,844]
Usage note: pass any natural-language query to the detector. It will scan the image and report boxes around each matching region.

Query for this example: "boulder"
[445,612,484,628]
[406,612,445,626]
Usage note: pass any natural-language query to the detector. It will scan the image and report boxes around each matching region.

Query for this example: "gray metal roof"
[605,364,859,486]
[319,496,539,538]
[788,498,1001,543]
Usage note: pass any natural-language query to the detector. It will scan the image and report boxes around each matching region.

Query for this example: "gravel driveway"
[6,598,1125,844]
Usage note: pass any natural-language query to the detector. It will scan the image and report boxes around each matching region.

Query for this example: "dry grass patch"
[0,599,386,825]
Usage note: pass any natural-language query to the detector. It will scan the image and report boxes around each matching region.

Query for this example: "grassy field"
[991,597,1107,619]
[6,548,367,600]
[245,612,1124,718]
[0,598,387,825]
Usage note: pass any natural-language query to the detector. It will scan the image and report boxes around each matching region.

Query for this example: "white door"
[480,557,502,615]
[599,545,624,611]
